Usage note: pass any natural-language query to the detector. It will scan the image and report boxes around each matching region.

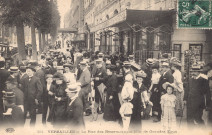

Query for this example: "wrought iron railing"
[134,49,182,65]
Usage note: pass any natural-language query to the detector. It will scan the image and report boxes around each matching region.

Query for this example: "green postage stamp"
[178,0,212,28]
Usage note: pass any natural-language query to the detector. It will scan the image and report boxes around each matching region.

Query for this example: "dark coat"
[186,76,211,125]
[0,69,10,122]
[50,83,67,124]
[35,69,46,89]
[92,67,107,87]
[78,68,91,93]
[130,81,146,130]
[103,74,120,121]
[18,73,28,90]
[13,87,24,105]
[0,69,10,91]
[158,70,174,94]
[141,63,152,88]
[43,83,55,104]
[22,75,43,103]
[66,97,85,129]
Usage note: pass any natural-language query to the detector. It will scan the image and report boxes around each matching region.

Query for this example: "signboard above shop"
[90,9,174,33]
[90,10,127,32]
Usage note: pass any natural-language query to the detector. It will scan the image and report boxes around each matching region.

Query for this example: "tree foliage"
[0,0,60,60]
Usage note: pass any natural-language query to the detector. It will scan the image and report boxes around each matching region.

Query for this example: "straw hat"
[162,82,176,90]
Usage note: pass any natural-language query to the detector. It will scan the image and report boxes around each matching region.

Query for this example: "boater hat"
[161,62,170,67]
[146,58,154,65]
[65,83,80,93]
[63,63,73,68]
[79,60,87,66]
[46,74,53,79]
[128,55,134,59]
[123,61,131,67]
[8,66,19,73]
[56,66,64,70]
[106,65,116,71]
[0,56,5,62]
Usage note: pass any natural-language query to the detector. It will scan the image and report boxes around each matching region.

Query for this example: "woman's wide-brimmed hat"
[162,82,176,90]
[136,70,147,78]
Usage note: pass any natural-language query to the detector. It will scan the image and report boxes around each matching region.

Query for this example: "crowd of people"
[0,49,212,131]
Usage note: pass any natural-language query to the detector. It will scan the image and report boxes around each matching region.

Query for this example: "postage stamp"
[178,0,212,29]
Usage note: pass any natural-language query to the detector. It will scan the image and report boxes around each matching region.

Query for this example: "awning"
[58,28,77,33]
[90,9,175,32]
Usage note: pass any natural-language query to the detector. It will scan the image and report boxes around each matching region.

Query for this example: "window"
[173,44,182,60]
[106,15,109,20]
[189,44,203,61]
[173,44,181,51]
[114,9,118,16]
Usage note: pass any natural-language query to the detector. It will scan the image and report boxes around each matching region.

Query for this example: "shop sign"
[91,10,127,32]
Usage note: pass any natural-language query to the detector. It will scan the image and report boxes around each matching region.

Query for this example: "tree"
[0,0,32,61]
[49,1,60,47]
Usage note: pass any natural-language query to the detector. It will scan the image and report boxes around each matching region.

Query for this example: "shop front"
[111,9,176,64]
[71,33,86,51]
[91,9,211,67]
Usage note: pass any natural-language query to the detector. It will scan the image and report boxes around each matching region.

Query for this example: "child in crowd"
[120,74,135,130]
[119,95,133,130]
[161,82,177,130]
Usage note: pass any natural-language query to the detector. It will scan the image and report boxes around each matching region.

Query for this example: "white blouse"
[151,72,161,84]
[173,70,184,92]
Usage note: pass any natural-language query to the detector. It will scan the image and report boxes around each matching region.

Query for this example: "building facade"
[64,0,86,51]
[82,0,212,69]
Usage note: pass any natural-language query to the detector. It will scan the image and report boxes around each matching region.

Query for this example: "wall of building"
[82,0,211,66]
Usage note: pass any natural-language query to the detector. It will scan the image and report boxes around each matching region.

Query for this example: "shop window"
[189,44,203,61]
[173,44,182,60]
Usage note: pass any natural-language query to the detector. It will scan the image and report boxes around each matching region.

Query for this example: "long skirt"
[103,92,120,121]
[150,84,160,113]
[174,90,184,117]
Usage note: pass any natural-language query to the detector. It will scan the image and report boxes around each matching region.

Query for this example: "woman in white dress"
[170,61,184,117]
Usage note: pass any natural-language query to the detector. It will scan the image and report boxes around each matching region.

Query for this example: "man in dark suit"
[185,65,211,127]
[42,74,55,124]
[92,59,107,114]
[66,83,85,129]
[154,62,174,122]
[22,65,43,126]
[77,60,91,116]
[5,76,24,126]
[17,65,28,90]
[140,58,154,89]
[34,62,46,114]
[0,56,10,125]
